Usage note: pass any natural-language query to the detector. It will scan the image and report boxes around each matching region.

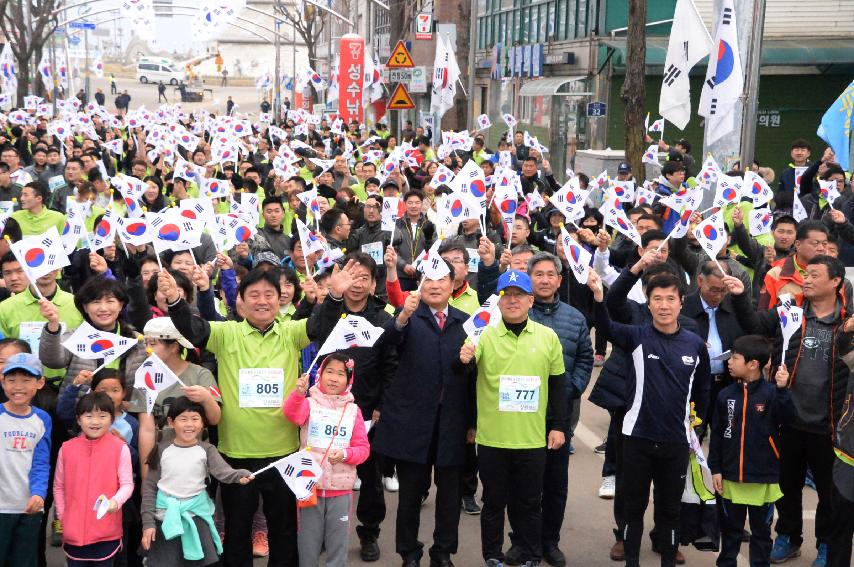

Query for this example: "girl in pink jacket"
[283,351,370,567]
[54,392,134,566]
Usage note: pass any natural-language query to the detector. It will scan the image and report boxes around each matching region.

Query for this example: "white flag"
[61,207,86,255]
[559,225,591,284]
[692,212,727,260]
[317,315,385,357]
[602,203,642,246]
[116,215,153,247]
[819,179,842,209]
[269,449,324,500]
[62,322,137,366]
[476,114,492,130]
[698,0,744,145]
[381,197,404,232]
[748,208,773,237]
[742,171,774,208]
[295,218,326,256]
[659,0,713,129]
[641,145,660,166]
[430,34,461,119]
[792,192,808,222]
[10,227,70,281]
[462,294,501,345]
[712,174,743,208]
[90,209,119,251]
[777,295,803,365]
[134,354,181,414]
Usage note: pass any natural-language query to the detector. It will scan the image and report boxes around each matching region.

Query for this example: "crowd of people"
[0,96,852,567]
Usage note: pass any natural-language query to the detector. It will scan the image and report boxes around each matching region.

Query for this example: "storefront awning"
[518,76,593,97]
[601,37,854,68]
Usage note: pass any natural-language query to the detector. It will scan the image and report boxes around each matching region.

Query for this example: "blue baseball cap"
[3,353,43,377]
[497,270,533,295]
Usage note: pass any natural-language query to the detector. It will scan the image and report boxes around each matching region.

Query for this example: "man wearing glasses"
[761,220,830,309]
[351,195,390,299]
[682,261,744,436]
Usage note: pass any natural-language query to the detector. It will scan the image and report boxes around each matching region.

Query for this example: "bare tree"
[621,0,647,175]
[0,0,62,104]
[278,0,327,102]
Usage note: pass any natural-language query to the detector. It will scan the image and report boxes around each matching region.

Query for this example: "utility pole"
[274,18,281,120]
[738,0,766,167]
[84,28,91,101]
[703,0,764,172]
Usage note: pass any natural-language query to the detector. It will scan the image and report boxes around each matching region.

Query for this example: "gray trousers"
[298,494,352,567]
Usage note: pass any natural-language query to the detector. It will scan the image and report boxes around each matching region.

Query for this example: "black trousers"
[461,443,478,498]
[509,442,570,551]
[622,435,689,567]
[221,456,297,567]
[827,480,854,567]
[355,445,387,543]
[478,445,546,562]
[717,497,774,567]
[775,426,835,547]
[395,460,461,561]
[602,409,627,539]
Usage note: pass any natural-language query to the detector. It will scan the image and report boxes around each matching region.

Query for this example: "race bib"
[498,375,541,413]
[19,321,65,357]
[238,368,284,408]
[48,175,66,193]
[466,247,480,273]
[361,241,383,264]
[306,406,353,450]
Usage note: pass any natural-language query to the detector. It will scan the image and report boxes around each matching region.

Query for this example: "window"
[139,63,157,71]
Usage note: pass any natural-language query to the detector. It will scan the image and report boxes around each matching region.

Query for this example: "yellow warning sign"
[386,41,415,69]
[387,83,415,110]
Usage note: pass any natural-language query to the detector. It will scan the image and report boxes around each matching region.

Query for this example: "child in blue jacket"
[709,335,795,566]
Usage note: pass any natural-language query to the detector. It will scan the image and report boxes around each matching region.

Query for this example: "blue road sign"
[68,36,82,46]
[69,22,96,30]
[586,101,607,117]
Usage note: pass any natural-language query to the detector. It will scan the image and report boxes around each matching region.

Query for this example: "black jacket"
[588,268,701,411]
[732,290,853,435]
[681,292,744,383]
[372,303,475,467]
[312,294,398,416]
[709,379,795,483]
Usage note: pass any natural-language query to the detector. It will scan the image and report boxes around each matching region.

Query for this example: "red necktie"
[435,311,446,330]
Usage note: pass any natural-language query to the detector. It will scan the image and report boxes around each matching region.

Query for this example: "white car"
[136,59,183,85]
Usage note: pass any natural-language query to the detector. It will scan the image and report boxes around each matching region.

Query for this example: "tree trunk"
[621,0,646,176]
[450,0,471,133]
[15,54,29,106]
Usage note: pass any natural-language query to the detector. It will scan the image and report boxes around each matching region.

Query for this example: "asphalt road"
[84,74,270,118]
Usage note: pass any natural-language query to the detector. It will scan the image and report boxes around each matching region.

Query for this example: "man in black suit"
[682,260,745,432]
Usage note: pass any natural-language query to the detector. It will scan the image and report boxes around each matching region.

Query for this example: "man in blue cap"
[459,270,568,567]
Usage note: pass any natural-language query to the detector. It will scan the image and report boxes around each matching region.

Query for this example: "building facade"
[474,0,854,179]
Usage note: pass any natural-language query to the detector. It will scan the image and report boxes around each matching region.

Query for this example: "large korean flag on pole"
[698,0,743,145]
[659,0,712,129]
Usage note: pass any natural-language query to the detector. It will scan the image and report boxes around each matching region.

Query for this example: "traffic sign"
[586,101,607,117]
[68,36,82,46]
[410,67,427,93]
[69,21,96,30]
[386,41,414,69]
[387,83,415,110]
[389,69,412,83]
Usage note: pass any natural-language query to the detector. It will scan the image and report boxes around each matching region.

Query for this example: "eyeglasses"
[363,204,381,210]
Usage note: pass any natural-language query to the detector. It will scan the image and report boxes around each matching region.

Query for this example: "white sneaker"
[383,475,399,492]
[598,476,616,499]
[354,478,361,491]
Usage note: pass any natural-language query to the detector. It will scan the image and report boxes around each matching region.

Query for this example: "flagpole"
[250,458,283,477]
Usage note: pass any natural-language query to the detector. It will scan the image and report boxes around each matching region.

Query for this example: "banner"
[338,34,365,124]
